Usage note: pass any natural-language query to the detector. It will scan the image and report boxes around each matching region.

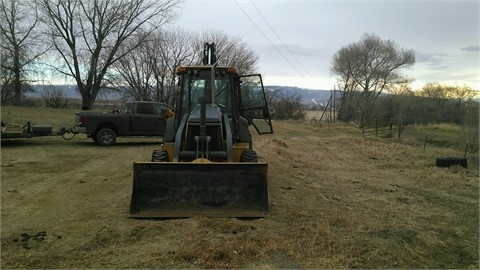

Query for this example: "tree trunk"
[13,49,22,105]
[14,73,21,105]
[79,88,96,110]
[81,97,96,110]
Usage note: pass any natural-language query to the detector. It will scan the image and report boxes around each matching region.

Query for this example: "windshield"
[123,103,132,114]
[182,77,231,114]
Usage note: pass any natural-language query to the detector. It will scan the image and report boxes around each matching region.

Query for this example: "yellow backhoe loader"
[130,43,273,218]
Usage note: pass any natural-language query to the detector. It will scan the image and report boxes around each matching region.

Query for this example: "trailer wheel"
[151,150,169,162]
[241,150,258,162]
[96,128,116,146]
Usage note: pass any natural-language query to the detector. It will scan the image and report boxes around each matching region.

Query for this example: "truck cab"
[121,102,172,135]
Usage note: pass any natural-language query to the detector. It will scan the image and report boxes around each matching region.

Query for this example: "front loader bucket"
[130,162,269,218]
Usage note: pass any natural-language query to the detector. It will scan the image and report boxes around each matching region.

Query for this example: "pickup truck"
[74,101,174,146]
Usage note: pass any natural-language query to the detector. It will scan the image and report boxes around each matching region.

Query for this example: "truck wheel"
[240,150,258,162]
[151,150,169,162]
[96,128,116,146]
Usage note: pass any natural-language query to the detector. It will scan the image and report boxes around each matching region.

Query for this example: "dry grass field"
[1,106,479,269]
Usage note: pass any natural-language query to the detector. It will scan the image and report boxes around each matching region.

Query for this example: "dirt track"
[1,120,478,268]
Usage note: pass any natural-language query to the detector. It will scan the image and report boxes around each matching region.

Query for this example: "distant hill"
[30,85,122,100]
[265,86,335,107]
[31,84,79,97]
[30,85,336,106]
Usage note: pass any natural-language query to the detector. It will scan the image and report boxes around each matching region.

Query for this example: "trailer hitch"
[60,127,78,140]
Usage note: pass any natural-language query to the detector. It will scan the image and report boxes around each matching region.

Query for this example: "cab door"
[131,103,158,135]
[239,74,273,134]
[152,103,173,135]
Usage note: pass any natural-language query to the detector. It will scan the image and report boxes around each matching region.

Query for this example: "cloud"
[460,45,480,52]
[416,52,450,70]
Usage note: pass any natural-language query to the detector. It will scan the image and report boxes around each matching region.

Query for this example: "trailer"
[1,121,75,140]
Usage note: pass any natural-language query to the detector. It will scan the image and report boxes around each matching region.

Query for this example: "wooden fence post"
[397,122,402,138]
[464,140,469,158]
[423,133,428,150]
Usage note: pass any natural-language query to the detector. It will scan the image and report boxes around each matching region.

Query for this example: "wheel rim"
[100,132,113,144]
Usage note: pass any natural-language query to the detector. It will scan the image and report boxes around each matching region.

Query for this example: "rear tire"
[96,128,116,146]
[240,150,258,162]
[436,157,467,168]
[152,150,169,162]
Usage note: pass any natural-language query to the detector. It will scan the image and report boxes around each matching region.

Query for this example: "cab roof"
[176,66,239,75]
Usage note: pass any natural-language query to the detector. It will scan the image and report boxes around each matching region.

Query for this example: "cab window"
[182,77,231,113]
[136,103,154,115]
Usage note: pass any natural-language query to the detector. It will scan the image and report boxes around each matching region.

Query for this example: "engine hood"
[187,104,222,124]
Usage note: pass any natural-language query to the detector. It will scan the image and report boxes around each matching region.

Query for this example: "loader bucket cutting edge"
[130,162,269,218]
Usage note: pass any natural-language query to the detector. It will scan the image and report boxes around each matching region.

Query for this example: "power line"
[250,0,313,77]
[232,0,305,78]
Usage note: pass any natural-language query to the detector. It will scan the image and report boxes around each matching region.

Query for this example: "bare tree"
[0,51,15,104]
[331,33,415,124]
[40,0,182,110]
[112,35,158,102]
[376,83,414,123]
[157,28,197,104]
[268,91,305,120]
[463,100,479,153]
[417,83,477,104]
[113,28,259,106]
[42,85,69,108]
[415,83,478,124]
[1,0,47,105]
[112,27,196,104]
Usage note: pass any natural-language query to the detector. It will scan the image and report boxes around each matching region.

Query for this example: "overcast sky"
[174,0,479,90]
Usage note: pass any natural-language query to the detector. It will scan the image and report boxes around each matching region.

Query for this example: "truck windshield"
[123,103,132,114]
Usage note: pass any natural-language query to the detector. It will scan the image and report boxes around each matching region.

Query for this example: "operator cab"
[176,66,237,118]
[175,66,273,135]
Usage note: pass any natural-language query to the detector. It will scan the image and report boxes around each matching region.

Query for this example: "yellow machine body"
[129,43,273,218]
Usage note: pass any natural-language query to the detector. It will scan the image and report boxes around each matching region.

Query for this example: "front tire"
[151,150,169,162]
[96,128,116,146]
[240,150,258,162]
